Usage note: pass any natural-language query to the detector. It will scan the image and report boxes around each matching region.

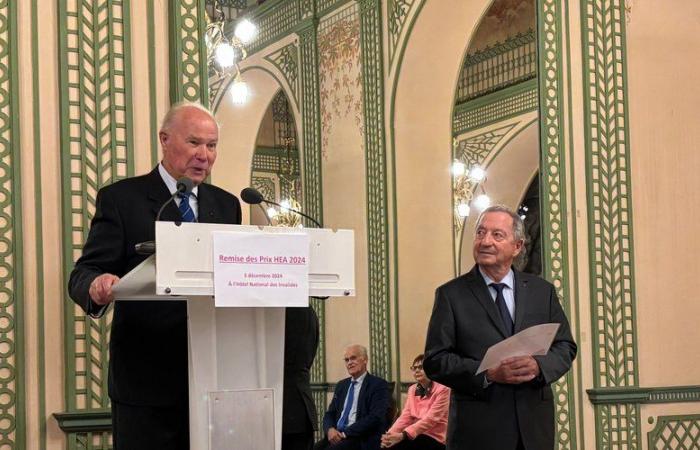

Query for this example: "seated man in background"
[314,345,389,450]
[380,354,449,450]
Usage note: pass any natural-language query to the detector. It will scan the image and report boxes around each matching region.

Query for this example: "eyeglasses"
[409,364,423,372]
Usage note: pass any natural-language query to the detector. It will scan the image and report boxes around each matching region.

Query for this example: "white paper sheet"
[476,323,560,374]
[212,231,309,307]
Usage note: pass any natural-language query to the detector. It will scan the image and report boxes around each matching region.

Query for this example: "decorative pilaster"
[298,18,326,387]
[358,0,391,381]
[168,0,209,104]
[58,0,134,447]
[537,0,577,448]
[581,0,640,448]
[0,0,24,446]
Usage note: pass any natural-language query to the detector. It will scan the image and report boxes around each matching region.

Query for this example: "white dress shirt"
[479,267,516,321]
[340,371,367,428]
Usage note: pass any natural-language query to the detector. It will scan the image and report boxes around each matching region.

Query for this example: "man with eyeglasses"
[314,345,389,450]
[423,205,576,450]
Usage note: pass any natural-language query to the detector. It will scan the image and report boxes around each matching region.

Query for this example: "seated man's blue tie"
[178,192,196,222]
[336,381,356,432]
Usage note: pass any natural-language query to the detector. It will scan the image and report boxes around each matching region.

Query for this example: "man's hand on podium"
[89,273,121,305]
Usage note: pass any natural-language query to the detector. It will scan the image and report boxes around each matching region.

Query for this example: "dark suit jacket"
[322,373,389,450]
[423,266,576,450]
[68,167,241,406]
[283,306,320,435]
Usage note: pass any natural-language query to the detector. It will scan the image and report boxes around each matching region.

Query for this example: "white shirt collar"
[158,163,199,197]
[351,371,368,384]
[479,267,515,290]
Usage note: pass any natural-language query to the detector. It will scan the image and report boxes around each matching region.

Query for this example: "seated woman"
[380,354,449,450]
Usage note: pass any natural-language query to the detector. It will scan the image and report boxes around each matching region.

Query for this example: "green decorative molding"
[230,0,353,58]
[54,410,112,433]
[31,0,47,447]
[169,0,209,103]
[317,0,351,16]
[0,0,24,446]
[537,0,577,449]
[359,0,391,382]
[298,20,325,384]
[581,0,640,447]
[58,1,134,448]
[648,415,700,450]
[242,0,302,55]
[251,175,277,203]
[598,404,639,449]
[453,78,538,136]
[264,43,300,107]
[588,386,700,405]
[387,0,415,67]
[69,432,112,450]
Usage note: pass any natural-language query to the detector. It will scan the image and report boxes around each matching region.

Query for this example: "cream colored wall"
[317,3,372,380]
[392,0,493,382]
[627,1,700,386]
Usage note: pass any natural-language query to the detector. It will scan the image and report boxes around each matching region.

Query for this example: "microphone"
[241,187,264,205]
[137,177,195,255]
[239,187,322,228]
[155,177,194,222]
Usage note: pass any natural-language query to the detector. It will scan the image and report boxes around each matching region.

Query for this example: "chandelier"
[452,138,491,222]
[204,1,257,104]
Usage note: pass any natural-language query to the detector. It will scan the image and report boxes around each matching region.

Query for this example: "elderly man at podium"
[68,102,242,450]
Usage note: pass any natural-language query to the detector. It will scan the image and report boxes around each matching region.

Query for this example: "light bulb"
[468,166,486,182]
[457,203,470,218]
[230,79,249,104]
[234,19,257,44]
[280,199,291,211]
[473,194,491,210]
[452,161,466,177]
[214,43,236,68]
[267,207,278,218]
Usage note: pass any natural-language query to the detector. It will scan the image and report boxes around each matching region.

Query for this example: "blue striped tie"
[177,192,196,222]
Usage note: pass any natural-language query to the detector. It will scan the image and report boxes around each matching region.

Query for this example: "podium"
[112,222,355,450]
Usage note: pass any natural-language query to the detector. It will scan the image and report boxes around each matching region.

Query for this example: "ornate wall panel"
[581,0,640,447]
[453,78,538,136]
[264,43,300,108]
[537,0,577,448]
[358,0,391,381]
[648,415,700,450]
[387,0,415,67]
[169,0,208,103]
[58,0,135,447]
[0,0,23,447]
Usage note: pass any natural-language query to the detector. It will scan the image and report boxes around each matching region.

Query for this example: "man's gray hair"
[160,101,219,132]
[346,344,368,359]
[475,205,525,242]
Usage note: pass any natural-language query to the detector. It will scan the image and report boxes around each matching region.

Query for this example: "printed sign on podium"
[212,232,309,307]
